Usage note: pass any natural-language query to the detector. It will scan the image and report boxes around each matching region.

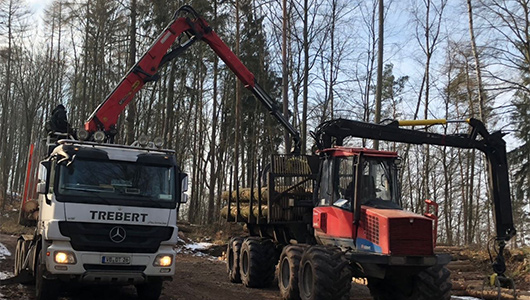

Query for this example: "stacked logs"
[437,246,530,300]
[21,199,39,221]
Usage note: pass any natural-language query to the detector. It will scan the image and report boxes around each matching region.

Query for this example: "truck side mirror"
[40,161,52,202]
[37,182,47,194]
[180,193,188,204]
[178,173,188,203]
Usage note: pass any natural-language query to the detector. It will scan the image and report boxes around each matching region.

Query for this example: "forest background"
[0,0,529,248]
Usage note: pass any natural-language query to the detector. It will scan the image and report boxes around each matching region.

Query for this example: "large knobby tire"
[368,265,452,300]
[277,244,307,300]
[240,237,277,288]
[227,237,243,283]
[136,278,163,300]
[35,251,59,300]
[298,246,352,300]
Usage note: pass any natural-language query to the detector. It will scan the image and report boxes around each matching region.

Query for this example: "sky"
[27,0,52,19]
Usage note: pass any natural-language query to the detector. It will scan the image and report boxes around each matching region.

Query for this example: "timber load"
[220,204,268,219]
[220,185,314,222]
[223,154,320,224]
[220,186,312,202]
[20,199,39,221]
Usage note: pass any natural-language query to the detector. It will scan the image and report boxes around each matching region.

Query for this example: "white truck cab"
[17,139,188,300]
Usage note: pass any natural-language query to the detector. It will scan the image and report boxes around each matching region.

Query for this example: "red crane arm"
[84,5,300,152]
[84,11,255,133]
[85,18,193,133]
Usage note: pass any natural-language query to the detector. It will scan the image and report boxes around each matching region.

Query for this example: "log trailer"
[225,119,516,300]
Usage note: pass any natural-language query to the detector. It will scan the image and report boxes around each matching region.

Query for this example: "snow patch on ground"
[451,297,481,300]
[0,243,13,300]
[0,271,13,280]
[176,241,219,261]
[184,242,214,251]
[0,243,11,260]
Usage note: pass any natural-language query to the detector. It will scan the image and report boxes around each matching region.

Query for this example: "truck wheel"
[240,237,276,288]
[136,279,163,300]
[298,246,351,300]
[14,239,22,276]
[277,244,307,300]
[368,265,452,300]
[35,252,59,300]
[20,240,34,285]
[227,237,243,283]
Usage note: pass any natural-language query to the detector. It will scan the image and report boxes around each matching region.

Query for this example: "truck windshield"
[56,158,175,208]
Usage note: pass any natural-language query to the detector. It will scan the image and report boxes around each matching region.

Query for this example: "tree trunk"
[374,0,384,150]
[126,0,137,145]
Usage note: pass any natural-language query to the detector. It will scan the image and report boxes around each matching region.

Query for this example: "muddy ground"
[0,233,374,300]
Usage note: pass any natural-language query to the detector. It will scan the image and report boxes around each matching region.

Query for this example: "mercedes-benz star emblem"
[109,226,126,243]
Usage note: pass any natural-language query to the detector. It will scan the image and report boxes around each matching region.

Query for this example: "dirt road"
[0,233,373,300]
[0,233,487,300]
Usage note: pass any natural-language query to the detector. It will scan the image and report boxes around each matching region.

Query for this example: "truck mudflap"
[346,252,451,267]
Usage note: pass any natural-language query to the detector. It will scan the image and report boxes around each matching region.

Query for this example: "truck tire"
[240,237,276,288]
[14,239,23,276]
[136,279,163,300]
[227,237,243,283]
[368,265,452,300]
[277,244,307,300]
[20,240,34,285]
[35,252,59,300]
[298,246,351,300]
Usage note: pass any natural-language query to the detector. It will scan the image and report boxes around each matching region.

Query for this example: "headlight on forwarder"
[54,251,77,264]
[153,254,173,267]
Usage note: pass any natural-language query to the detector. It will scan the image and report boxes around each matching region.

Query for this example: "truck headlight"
[153,254,173,267]
[54,251,77,264]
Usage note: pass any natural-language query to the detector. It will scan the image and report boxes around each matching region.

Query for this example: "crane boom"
[84,5,301,153]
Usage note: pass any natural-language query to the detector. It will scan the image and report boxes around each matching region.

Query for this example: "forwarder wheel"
[240,237,277,288]
[298,246,351,300]
[227,237,243,283]
[368,265,452,300]
[35,252,59,300]
[14,239,23,276]
[278,244,308,300]
[136,279,163,300]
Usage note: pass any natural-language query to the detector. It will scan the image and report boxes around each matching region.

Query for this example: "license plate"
[102,255,131,264]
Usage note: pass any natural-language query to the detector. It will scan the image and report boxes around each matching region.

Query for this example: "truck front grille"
[59,222,173,253]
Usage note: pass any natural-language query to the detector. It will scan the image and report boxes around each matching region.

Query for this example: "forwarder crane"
[82,5,301,154]
[224,117,516,300]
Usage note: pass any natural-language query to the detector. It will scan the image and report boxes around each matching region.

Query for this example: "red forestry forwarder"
[225,117,517,300]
